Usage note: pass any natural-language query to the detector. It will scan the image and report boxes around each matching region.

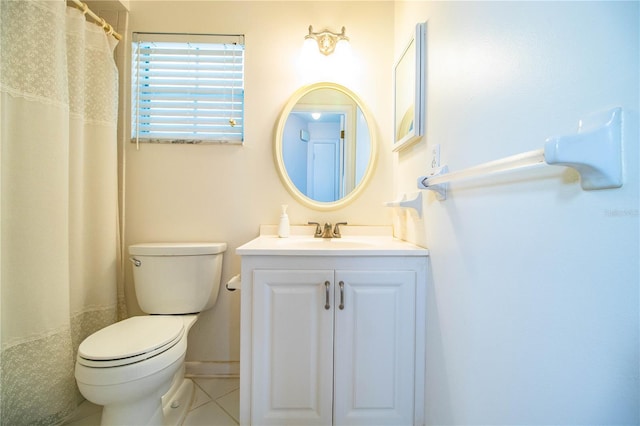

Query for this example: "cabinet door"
[252,270,335,425]
[333,270,417,426]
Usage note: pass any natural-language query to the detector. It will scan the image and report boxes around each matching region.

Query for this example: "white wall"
[393,1,639,424]
[123,1,394,365]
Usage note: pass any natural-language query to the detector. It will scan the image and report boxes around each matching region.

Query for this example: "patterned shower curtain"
[0,1,119,424]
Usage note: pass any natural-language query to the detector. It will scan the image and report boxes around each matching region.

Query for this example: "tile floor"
[64,377,239,426]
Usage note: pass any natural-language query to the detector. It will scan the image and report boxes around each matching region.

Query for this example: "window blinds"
[132,33,245,144]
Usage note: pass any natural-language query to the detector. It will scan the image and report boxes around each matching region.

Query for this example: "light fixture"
[311,112,321,120]
[305,25,349,56]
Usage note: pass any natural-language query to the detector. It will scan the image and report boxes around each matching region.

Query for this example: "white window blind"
[132,32,245,144]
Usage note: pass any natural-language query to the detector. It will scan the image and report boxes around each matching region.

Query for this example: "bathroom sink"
[236,226,428,256]
[274,236,385,249]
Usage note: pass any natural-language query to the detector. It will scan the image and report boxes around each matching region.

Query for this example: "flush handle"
[324,281,331,310]
[339,281,345,310]
[129,257,141,267]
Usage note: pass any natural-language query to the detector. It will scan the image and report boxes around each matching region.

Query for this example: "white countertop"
[236,225,429,257]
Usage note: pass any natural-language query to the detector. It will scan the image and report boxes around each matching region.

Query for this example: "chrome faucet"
[308,221,348,238]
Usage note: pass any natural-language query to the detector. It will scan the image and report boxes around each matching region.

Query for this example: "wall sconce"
[305,25,349,56]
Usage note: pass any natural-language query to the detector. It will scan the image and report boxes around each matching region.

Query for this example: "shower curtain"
[0,1,120,424]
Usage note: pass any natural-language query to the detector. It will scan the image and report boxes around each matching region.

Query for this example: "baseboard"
[185,361,240,378]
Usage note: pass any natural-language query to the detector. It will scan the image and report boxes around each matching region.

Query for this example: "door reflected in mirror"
[275,83,377,210]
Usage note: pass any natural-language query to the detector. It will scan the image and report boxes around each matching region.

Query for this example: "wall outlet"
[430,144,441,169]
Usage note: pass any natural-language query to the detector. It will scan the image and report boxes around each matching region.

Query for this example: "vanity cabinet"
[237,240,428,426]
[252,269,416,426]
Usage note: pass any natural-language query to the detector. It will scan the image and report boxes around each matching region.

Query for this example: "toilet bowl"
[75,315,195,425]
[75,242,226,426]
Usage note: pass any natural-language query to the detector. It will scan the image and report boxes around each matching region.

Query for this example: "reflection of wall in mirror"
[283,114,308,192]
[396,104,414,140]
[355,109,370,183]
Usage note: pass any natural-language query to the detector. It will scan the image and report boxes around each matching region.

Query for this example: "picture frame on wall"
[392,22,426,152]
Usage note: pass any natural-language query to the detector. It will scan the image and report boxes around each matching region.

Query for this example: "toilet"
[75,242,226,426]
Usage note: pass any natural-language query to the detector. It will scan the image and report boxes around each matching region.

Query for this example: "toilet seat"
[77,316,185,368]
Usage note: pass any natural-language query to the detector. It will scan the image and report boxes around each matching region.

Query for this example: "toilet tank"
[129,242,227,314]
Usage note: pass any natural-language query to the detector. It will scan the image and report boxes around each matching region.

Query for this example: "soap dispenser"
[278,204,290,238]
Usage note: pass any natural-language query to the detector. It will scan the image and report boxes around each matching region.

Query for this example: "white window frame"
[131,32,245,145]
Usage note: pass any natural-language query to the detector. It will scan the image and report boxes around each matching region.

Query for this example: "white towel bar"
[418,107,623,200]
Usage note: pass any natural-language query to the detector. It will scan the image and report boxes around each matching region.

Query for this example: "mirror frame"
[392,22,426,152]
[274,82,378,211]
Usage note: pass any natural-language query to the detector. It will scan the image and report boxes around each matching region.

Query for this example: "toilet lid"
[78,316,184,368]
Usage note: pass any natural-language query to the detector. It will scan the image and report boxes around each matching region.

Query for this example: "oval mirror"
[274,82,377,210]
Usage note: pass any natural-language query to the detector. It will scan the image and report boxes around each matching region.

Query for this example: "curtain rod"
[68,0,122,41]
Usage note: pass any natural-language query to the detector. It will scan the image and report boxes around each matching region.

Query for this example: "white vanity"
[237,226,429,426]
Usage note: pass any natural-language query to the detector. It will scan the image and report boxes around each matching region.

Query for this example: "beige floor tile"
[65,377,240,426]
[192,377,239,400]
[216,388,240,423]
[182,401,238,426]
[190,382,214,411]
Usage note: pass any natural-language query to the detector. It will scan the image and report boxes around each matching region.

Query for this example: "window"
[131,32,245,144]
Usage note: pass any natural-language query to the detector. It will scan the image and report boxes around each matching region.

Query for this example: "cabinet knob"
[339,281,345,310]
